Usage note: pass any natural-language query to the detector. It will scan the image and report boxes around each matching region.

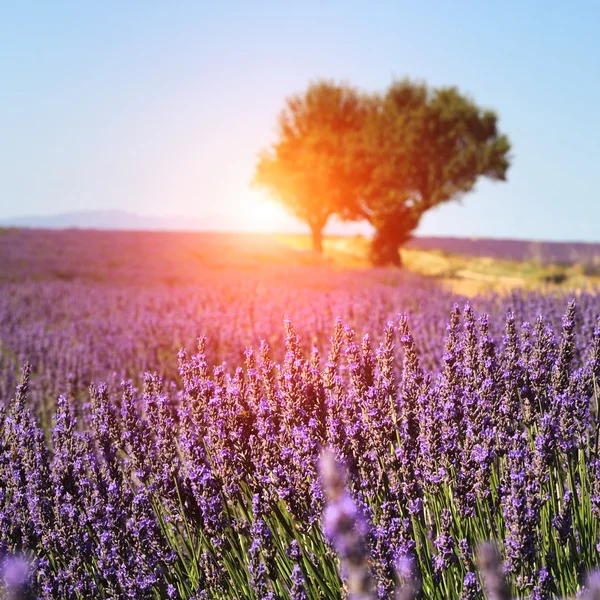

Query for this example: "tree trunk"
[310,225,323,254]
[370,233,402,267]
[374,243,402,267]
[386,244,402,267]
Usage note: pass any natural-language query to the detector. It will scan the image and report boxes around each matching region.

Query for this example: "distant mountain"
[0,210,227,231]
[0,209,370,236]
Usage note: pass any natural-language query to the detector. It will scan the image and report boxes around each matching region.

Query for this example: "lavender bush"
[3,232,600,597]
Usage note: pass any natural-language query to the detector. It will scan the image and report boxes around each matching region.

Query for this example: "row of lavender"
[0,276,454,423]
[0,275,587,419]
[3,274,600,597]
[407,236,600,266]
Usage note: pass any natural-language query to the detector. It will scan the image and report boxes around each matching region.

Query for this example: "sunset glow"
[233,189,294,233]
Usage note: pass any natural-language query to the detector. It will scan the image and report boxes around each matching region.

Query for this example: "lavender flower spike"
[320,448,375,600]
[395,556,421,600]
[477,542,511,600]
[1,554,32,600]
[583,571,600,600]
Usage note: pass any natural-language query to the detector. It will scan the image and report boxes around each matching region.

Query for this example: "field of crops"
[3,230,600,599]
[406,237,600,266]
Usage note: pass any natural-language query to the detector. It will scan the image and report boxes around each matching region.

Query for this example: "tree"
[349,79,512,266]
[253,81,371,253]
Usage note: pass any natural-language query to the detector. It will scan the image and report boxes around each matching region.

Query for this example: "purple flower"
[1,554,34,600]
[583,570,600,599]
[320,449,375,600]
[501,433,541,578]
[461,571,481,599]
[433,509,456,575]
[2,554,29,587]
[477,542,510,600]
[394,555,421,600]
[290,564,307,600]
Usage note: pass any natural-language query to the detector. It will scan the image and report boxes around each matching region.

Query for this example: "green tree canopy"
[255,78,511,263]
[253,80,371,253]
[350,79,511,265]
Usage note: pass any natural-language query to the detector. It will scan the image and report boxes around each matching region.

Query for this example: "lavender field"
[407,237,600,266]
[3,230,600,599]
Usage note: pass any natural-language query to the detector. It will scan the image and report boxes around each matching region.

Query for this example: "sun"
[238,189,289,233]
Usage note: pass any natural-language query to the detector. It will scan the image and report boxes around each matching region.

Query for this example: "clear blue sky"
[1,1,599,240]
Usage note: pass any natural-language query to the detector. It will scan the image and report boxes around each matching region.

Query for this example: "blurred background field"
[4,227,600,295]
[5,225,598,423]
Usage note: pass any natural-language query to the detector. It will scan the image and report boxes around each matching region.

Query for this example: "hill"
[0,209,221,231]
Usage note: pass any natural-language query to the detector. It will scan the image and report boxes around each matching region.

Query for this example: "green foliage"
[255,78,511,264]
[253,81,371,253]
[350,79,511,265]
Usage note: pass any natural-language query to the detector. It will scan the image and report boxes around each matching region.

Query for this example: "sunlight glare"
[238,189,289,233]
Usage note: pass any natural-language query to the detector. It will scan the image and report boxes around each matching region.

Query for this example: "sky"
[1,1,599,241]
